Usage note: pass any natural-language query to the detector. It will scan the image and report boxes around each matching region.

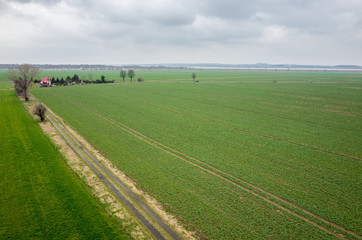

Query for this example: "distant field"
[1,68,362,83]
[0,82,12,89]
[0,70,9,82]
[0,90,130,239]
[31,71,362,239]
[34,69,362,83]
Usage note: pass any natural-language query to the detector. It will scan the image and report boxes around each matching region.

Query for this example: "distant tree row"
[120,69,138,82]
[34,74,115,86]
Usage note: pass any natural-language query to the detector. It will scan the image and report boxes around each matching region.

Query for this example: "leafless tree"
[7,64,40,101]
[33,104,47,122]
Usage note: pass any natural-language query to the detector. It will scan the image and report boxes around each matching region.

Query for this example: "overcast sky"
[1,0,361,65]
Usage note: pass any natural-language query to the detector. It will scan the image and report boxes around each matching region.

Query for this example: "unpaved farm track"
[49,91,361,240]
[30,95,182,240]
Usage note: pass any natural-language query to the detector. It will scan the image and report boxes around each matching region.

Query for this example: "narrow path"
[30,95,182,240]
[49,91,361,240]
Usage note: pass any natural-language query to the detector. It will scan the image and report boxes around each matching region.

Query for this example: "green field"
[30,69,362,84]
[0,90,130,239]
[0,70,8,82]
[0,83,12,89]
[3,68,362,84]
[30,71,362,239]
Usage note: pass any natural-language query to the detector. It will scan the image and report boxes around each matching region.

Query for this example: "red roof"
[41,77,51,84]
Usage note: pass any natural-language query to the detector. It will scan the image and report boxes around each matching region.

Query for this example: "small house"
[40,77,51,87]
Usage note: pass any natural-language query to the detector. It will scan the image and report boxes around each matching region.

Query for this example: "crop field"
[32,69,362,83]
[2,68,362,84]
[0,82,12,89]
[0,70,8,82]
[0,90,130,239]
[31,70,362,239]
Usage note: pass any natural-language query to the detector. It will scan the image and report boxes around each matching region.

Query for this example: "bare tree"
[192,73,196,82]
[14,80,23,95]
[33,104,47,122]
[7,64,40,101]
[120,70,127,82]
[128,69,135,82]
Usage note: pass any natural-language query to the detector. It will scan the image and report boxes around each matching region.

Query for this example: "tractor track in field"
[143,101,362,161]
[94,88,362,160]
[48,91,361,240]
[96,89,362,161]
[30,95,183,240]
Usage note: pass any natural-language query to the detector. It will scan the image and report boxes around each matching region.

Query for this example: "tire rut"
[49,91,361,240]
[30,95,182,240]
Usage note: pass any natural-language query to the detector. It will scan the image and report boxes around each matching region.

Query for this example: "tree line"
[120,69,144,82]
[38,69,141,85]
[34,74,115,86]
[5,65,142,122]
[7,64,195,103]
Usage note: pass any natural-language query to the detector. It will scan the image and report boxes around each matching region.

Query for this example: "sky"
[0,0,361,65]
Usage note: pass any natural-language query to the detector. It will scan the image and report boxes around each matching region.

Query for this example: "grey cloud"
[4,0,61,4]
[77,0,196,27]
[197,0,258,20]
[254,0,362,36]
[0,0,361,65]
[147,11,195,27]
[0,1,9,14]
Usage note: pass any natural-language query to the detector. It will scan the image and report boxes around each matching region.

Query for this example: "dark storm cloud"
[0,0,361,64]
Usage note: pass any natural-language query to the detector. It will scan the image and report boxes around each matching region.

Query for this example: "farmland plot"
[31,71,362,239]
[0,90,130,239]
[0,83,12,90]
[32,68,362,83]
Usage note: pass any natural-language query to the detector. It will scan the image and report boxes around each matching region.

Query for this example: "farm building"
[40,77,51,87]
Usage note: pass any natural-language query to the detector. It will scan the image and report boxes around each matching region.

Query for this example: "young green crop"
[0,91,130,239]
[24,68,362,83]
[0,82,12,89]
[31,71,362,239]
